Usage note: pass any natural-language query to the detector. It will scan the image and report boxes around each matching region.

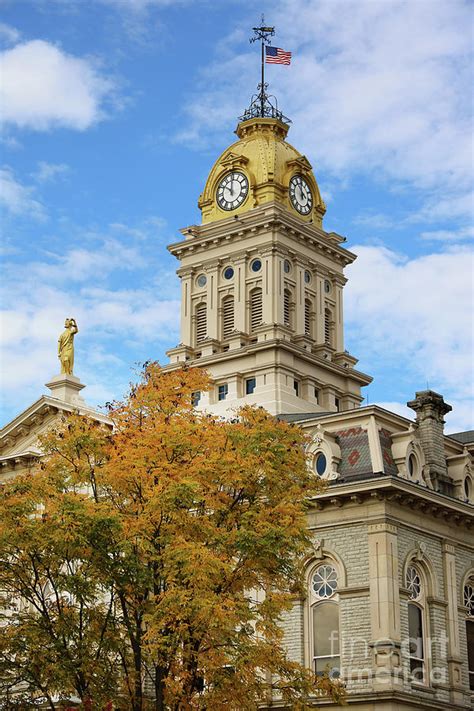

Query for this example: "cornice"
[169,203,355,267]
[0,395,111,453]
[164,337,372,386]
[308,476,474,529]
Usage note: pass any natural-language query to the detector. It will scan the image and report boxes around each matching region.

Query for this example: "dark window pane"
[467,621,474,690]
[245,378,256,394]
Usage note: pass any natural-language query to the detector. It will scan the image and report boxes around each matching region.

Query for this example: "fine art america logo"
[325,632,450,685]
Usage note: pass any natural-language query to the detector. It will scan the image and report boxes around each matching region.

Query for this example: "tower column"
[295,260,305,335]
[315,272,325,344]
[234,255,247,333]
[262,248,280,324]
[335,281,344,352]
[205,262,219,340]
[179,270,193,346]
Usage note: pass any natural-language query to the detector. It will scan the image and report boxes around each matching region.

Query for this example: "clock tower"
[164,92,372,415]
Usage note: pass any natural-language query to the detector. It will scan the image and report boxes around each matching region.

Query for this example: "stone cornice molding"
[307,476,474,528]
[171,203,355,267]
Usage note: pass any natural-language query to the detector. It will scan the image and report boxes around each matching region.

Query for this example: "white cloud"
[33,161,70,183]
[0,23,21,45]
[0,166,45,219]
[345,243,473,429]
[420,227,474,243]
[1,40,116,131]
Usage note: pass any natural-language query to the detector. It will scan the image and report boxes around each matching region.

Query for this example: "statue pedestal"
[45,374,86,406]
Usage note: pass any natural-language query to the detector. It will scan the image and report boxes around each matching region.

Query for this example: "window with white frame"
[464,576,474,690]
[406,565,426,683]
[310,563,340,678]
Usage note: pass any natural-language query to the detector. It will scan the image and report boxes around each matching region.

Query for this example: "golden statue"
[58,318,78,375]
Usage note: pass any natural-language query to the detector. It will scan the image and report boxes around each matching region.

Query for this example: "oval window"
[223,266,234,280]
[465,477,472,500]
[314,452,327,476]
[304,270,311,284]
[251,259,262,273]
[196,274,207,288]
[283,259,291,273]
[324,280,331,293]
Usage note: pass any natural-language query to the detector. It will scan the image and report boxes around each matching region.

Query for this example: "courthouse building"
[1,93,473,710]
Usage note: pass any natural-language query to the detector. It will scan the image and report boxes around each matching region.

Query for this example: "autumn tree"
[0,364,345,710]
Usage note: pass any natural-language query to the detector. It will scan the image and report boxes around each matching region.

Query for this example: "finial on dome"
[240,17,291,125]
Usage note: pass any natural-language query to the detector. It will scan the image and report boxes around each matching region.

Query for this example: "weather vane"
[240,16,292,124]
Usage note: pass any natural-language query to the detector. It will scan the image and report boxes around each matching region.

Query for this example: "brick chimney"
[407,390,452,491]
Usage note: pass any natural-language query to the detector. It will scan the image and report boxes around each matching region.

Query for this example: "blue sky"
[1,0,473,432]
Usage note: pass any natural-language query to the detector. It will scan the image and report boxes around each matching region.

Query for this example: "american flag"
[265,46,292,65]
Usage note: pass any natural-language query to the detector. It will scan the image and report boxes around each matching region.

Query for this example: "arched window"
[310,564,340,678]
[195,303,207,345]
[249,288,262,333]
[324,307,333,346]
[464,575,474,690]
[304,298,313,337]
[222,295,234,339]
[406,565,426,683]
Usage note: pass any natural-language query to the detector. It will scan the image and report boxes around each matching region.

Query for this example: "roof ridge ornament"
[239,16,291,125]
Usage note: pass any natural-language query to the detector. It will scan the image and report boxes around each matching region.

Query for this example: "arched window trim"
[404,562,430,685]
[303,554,346,674]
[463,572,474,691]
[194,302,207,345]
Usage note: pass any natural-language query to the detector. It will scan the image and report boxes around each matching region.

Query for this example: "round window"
[223,266,234,280]
[251,259,262,273]
[304,270,311,284]
[312,564,338,598]
[196,274,207,288]
[407,453,417,477]
[324,280,331,293]
[283,259,291,273]
[314,452,327,476]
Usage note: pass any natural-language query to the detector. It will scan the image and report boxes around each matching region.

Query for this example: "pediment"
[219,151,249,169]
[286,155,313,172]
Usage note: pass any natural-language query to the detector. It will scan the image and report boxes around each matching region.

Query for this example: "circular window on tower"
[196,274,207,288]
[314,452,327,477]
[250,259,262,273]
[223,266,234,280]
[304,270,312,284]
[283,259,291,273]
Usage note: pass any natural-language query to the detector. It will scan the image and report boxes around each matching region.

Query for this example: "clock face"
[216,171,249,211]
[289,174,313,215]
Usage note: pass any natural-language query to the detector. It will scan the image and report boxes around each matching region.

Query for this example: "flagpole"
[250,16,274,118]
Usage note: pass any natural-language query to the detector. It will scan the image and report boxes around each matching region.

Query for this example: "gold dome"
[198,117,326,226]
